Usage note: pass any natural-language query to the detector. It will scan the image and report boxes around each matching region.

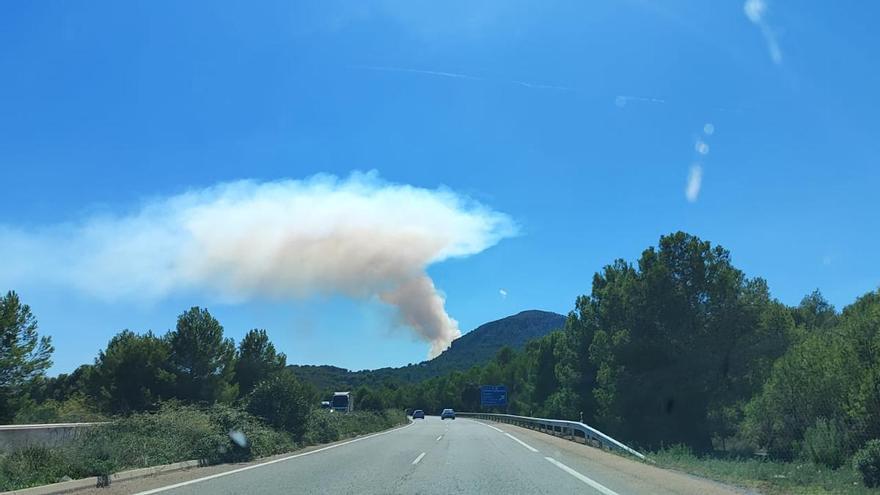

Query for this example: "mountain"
[425,309,566,374]
[288,310,565,391]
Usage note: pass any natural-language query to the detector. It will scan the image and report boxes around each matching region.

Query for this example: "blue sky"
[1,1,878,375]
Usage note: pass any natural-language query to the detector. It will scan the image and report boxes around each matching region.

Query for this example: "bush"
[0,447,72,491]
[303,409,341,444]
[13,396,106,424]
[47,402,293,479]
[658,443,697,462]
[70,402,222,474]
[330,410,406,438]
[803,418,849,468]
[247,372,312,441]
[203,404,292,462]
[652,446,872,495]
[0,404,405,491]
[853,439,880,488]
[303,409,406,446]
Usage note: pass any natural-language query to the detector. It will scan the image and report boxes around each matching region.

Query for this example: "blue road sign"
[480,385,508,407]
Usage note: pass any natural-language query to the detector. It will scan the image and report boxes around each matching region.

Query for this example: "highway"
[89,418,744,495]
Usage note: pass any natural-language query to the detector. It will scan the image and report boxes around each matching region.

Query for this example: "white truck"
[330,391,353,413]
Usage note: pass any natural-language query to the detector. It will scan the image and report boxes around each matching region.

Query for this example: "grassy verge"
[0,404,406,492]
[651,446,874,495]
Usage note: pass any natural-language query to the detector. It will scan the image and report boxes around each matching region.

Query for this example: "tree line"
[0,300,303,426]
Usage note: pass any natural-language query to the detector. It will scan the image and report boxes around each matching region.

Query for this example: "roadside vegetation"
[0,293,405,491]
[652,444,875,495]
[0,403,405,491]
[2,231,879,492]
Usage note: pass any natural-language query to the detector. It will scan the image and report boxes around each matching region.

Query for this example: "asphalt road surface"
[88,417,747,495]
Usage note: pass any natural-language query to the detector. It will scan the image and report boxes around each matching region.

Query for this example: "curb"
[1,459,204,495]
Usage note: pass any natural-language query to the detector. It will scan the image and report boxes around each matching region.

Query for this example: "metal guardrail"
[457,412,645,460]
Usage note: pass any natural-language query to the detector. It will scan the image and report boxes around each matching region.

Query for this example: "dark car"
[412,409,425,419]
[440,408,455,420]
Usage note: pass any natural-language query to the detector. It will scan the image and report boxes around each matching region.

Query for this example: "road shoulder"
[470,419,756,495]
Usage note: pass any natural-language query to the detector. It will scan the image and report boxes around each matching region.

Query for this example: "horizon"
[2,1,878,375]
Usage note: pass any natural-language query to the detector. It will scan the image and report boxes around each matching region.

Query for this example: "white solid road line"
[505,433,539,453]
[436,435,443,441]
[544,457,620,495]
[412,452,427,465]
[132,421,415,495]
[480,422,505,433]
[472,419,537,452]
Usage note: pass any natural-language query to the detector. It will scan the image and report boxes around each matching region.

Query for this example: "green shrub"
[301,409,407,446]
[247,372,312,441]
[0,446,72,491]
[0,403,403,491]
[68,402,292,475]
[303,409,341,444]
[204,404,292,462]
[853,439,880,488]
[803,418,848,468]
[70,402,220,474]
[658,443,697,461]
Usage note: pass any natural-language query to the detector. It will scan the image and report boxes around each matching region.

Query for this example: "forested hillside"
[287,310,564,390]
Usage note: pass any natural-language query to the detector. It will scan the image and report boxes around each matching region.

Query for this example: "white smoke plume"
[0,171,517,358]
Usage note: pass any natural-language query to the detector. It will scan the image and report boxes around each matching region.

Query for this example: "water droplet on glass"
[229,430,248,448]
[695,140,710,155]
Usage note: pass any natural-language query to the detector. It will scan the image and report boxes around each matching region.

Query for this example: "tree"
[553,304,600,421]
[25,364,94,404]
[793,290,838,332]
[166,307,236,404]
[354,385,387,411]
[0,291,53,422]
[247,370,313,441]
[745,290,880,460]
[234,329,286,396]
[91,330,174,413]
[586,233,789,451]
[525,332,561,415]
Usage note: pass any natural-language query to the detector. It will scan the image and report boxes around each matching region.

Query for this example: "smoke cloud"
[0,172,517,358]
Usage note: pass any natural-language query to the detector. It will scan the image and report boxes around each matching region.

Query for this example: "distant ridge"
[288,310,565,390]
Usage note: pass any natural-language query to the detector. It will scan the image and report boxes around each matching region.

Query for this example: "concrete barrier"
[1,459,203,495]
[0,423,107,452]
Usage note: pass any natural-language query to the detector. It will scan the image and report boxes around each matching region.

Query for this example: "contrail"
[0,171,517,358]
[353,65,572,91]
[615,95,667,107]
[353,65,483,81]
[512,80,572,91]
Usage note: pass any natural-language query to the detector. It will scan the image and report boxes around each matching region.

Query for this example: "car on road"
[412,409,425,419]
[440,408,455,420]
